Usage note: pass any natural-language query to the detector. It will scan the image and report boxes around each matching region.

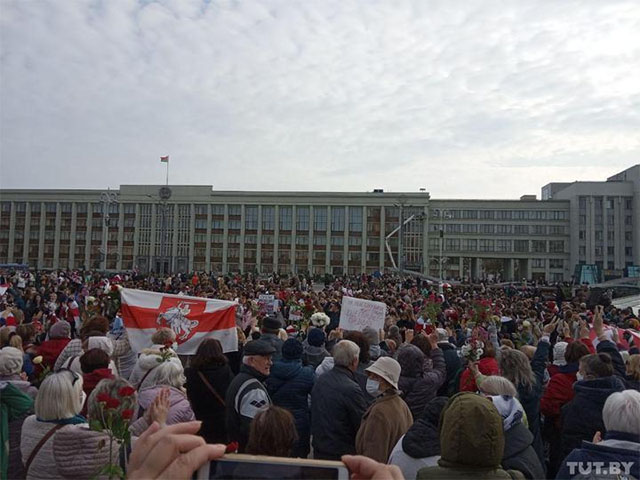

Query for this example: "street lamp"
[99,189,118,271]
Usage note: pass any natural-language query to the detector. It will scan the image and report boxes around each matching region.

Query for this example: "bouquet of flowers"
[460,338,485,362]
[310,312,330,328]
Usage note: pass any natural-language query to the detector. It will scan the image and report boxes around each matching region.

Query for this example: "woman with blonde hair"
[625,354,640,390]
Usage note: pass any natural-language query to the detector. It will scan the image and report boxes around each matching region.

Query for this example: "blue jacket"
[266,359,315,453]
[556,431,640,479]
[560,376,626,460]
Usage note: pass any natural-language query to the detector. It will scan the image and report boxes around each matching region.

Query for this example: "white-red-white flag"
[0,284,9,296]
[120,288,237,354]
[160,155,169,163]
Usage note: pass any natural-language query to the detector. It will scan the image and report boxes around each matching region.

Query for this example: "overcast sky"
[1,0,639,198]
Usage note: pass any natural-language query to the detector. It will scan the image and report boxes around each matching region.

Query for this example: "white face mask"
[366,378,380,396]
[576,372,584,381]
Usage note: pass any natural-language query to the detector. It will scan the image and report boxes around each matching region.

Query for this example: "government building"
[1,165,638,282]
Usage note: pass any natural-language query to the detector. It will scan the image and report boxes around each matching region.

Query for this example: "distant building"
[0,165,637,282]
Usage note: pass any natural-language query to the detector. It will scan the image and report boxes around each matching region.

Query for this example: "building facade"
[0,165,637,281]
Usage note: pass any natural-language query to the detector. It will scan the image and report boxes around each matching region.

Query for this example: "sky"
[1,0,639,199]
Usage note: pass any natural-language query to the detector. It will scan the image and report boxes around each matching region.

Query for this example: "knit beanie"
[553,341,568,366]
[307,328,325,347]
[49,320,71,339]
[281,338,303,360]
[0,346,24,375]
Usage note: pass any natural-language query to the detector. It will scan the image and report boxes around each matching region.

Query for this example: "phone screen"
[205,459,344,480]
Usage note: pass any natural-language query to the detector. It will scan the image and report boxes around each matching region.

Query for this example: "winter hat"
[87,336,114,357]
[262,316,282,331]
[307,327,325,347]
[0,346,23,376]
[282,338,303,360]
[553,341,568,366]
[489,395,524,431]
[362,326,379,346]
[49,320,71,339]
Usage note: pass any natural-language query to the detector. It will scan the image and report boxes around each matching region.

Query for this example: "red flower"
[96,393,110,403]
[225,441,239,453]
[105,397,121,409]
[121,409,134,420]
[163,340,174,348]
[118,386,136,397]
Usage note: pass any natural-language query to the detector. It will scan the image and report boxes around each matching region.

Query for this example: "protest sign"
[339,296,387,331]
[258,294,277,315]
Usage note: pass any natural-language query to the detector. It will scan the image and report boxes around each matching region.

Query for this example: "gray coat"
[397,345,447,419]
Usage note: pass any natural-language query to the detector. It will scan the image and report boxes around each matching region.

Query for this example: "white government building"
[1,165,638,282]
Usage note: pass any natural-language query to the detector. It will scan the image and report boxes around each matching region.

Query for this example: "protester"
[388,396,448,480]
[266,337,315,458]
[79,347,114,415]
[416,393,526,479]
[1,381,34,480]
[396,333,446,419]
[245,405,298,457]
[185,338,234,444]
[625,354,640,390]
[259,316,284,360]
[556,390,640,479]
[311,339,367,460]
[560,352,626,460]
[137,360,195,425]
[355,356,413,463]
[35,320,71,374]
[435,328,461,396]
[225,339,275,452]
[302,327,330,369]
[459,341,499,392]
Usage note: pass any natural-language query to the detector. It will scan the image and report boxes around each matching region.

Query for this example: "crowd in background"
[1,268,639,480]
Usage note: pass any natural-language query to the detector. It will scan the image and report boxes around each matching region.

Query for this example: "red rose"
[105,397,120,409]
[96,393,110,403]
[118,386,136,397]
[121,409,134,420]
[225,441,239,453]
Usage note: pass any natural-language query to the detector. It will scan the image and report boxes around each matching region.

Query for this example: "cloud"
[1,0,639,198]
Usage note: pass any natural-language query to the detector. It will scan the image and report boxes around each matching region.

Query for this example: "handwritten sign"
[339,296,387,331]
[258,294,277,315]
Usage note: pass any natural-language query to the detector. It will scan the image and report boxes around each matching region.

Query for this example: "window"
[296,235,309,246]
[514,225,528,235]
[461,224,478,234]
[60,203,72,213]
[595,215,603,226]
[123,204,136,214]
[195,219,207,229]
[228,219,241,230]
[549,240,564,253]
[314,207,327,231]
[313,236,327,246]
[532,240,546,253]
[532,225,546,235]
[532,259,545,268]
[245,206,258,230]
[15,202,26,212]
[626,247,633,257]
[461,239,477,251]
[227,205,240,216]
[331,236,344,246]
[550,259,563,269]
[479,224,494,234]
[625,198,633,210]
[607,246,615,255]
[579,230,586,240]
[595,231,603,241]
[579,246,586,256]
[46,202,57,213]
[245,234,257,244]
[331,207,345,231]
[496,225,512,235]
[445,238,460,251]
[607,231,615,242]
[349,207,363,232]
[280,207,292,230]
[595,246,603,256]
[549,225,565,235]
[297,207,310,230]
[92,203,102,214]
[579,215,586,225]
[279,235,291,245]
[626,232,633,241]
[262,206,275,230]
[194,204,207,215]
[30,203,41,213]
[625,216,633,225]
[579,197,587,209]
[479,239,494,252]
[496,240,511,252]
[211,205,224,215]
[514,240,529,252]
[479,210,494,220]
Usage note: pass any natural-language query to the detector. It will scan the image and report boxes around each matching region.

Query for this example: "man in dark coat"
[266,338,315,458]
[311,340,367,460]
[259,315,284,361]
[225,340,275,452]
[435,328,462,396]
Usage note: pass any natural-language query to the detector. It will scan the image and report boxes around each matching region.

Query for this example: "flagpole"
[166,158,169,186]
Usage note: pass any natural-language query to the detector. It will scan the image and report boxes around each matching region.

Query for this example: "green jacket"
[417,393,526,480]
[1,382,35,479]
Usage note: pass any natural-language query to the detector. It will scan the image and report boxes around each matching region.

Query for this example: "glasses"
[59,368,80,386]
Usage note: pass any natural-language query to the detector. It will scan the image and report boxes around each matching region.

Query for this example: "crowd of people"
[1,268,639,480]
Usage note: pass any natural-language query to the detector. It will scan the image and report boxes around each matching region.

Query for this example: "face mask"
[576,372,584,381]
[366,378,380,396]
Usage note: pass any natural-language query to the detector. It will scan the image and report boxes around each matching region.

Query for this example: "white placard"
[339,296,387,331]
[258,294,277,315]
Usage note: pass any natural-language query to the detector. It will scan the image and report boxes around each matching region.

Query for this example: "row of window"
[431,223,567,235]
[579,231,635,242]
[428,238,565,253]
[578,196,634,210]
[579,214,634,226]
[432,209,568,220]
[579,246,634,257]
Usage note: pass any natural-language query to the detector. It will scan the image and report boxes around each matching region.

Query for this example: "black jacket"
[310,365,367,460]
[260,333,284,361]
[560,375,626,460]
[225,364,271,452]
[185,363,234,444]
[436,342,462,396]
[502,422,545,480]
[266,359,315,458]
[402,396,448,458]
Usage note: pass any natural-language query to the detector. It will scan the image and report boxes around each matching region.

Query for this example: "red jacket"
[540,363,579,425]
[459,356,500,392]
[36,338,71,373]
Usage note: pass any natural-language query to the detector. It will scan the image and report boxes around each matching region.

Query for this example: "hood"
[397,344,425,378]
[558,362,579,374]
[138,385,187,409]
[270,359,303,380]
[83,368,114,392]
[438,392,504,468]
[137,351,181,372]
[573,376,626,404]
[369,344,384,361]
[86,336,114,357]
[503,422,535,459]
[402,396,448,458]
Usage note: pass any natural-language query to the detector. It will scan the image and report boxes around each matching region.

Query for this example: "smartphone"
[195,454,349,480]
